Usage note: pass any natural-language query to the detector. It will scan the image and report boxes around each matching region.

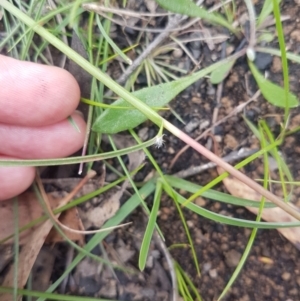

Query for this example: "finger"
[0,113,86,159]
[0,55,80,126]
[0,158,35,201]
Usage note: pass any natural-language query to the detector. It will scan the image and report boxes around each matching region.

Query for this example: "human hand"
[0,55,86,201]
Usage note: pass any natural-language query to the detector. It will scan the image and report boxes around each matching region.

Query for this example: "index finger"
[0,55,81,126]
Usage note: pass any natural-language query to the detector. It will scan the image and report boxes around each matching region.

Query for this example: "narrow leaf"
[155,0,234,32]
[139,181,162,271]
[210,59,235,84]
[248,60,299,108]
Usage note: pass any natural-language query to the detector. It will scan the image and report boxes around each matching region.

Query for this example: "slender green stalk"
[13,198,19,301]
[0,137,157,166]
[130,130,201,276]
[95,14,131,65]
[260,120,289,201]
[272,0,290,126]
[255,47,300,64]
[166,188,300,229]
[217,122,269,300]
[0,286,113,301]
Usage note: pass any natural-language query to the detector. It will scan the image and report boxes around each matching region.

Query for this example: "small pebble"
[209,269,218,278]
[282,272,291,281]
[195,197,206,207]
[168,147,175,154]
[225,249,242,267]
[184,118,200,133]
[187,220,194,228]
[172,48,183,58]
[191,96,202,104]
[203,262,212,272]
[146,255,154,268]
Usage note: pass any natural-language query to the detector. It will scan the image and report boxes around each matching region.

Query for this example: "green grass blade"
[0,287,114,301]
[175,261,202,301]
[260,120,293,201]
[13,198,19,301]
[163,185,300,229]
[139,180,162,271]
[165,176,275,208]
[95,14,131,65]
[272,0,291,124]
[248,60,298,108]
[130,130,200,275]
[108,135,164,240]
[244,117,294,202]
[155,0,235,32]
[255,47,300,64]
[0,136,158,167]
[218,122,269,300]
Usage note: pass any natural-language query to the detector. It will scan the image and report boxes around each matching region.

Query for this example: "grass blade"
[155,0,235,32]
[248,60,298,108]
[210,59,236,84]
[139,180,162,270]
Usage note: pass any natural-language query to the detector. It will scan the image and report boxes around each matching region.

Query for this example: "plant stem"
[244,0,256,49]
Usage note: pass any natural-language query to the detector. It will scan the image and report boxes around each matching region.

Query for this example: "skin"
[0,55,86,201]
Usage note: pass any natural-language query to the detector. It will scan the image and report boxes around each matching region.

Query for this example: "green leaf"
[210,59,235,84]
[248,60,299,108]
[139,181,162,271]
[155,0,235,32]
[92,84,172,133]
[164,185,300,229]
[257,32,274,44]
[93,60,223,133]
[165,175,275,208]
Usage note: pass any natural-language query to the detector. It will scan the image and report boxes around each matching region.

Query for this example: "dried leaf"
[0,192,59,244]
[79,135,145,229]
[221,174,300,249]
[0,174,94,296]
[0,192,83,244]
[79,189,122,229]
[46,206,84,244]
